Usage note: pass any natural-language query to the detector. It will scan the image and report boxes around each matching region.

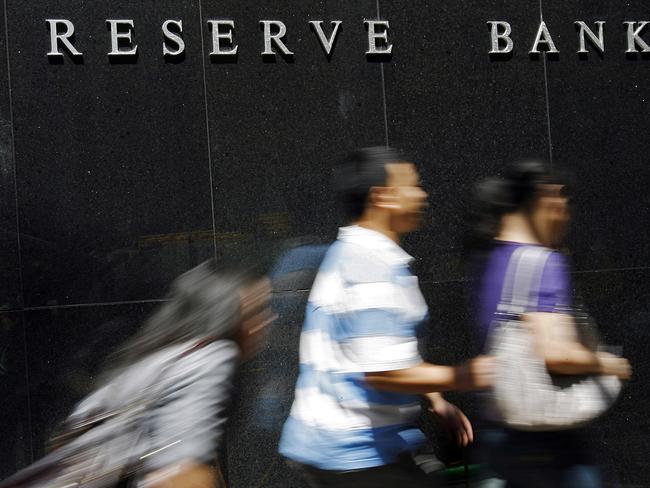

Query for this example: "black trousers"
[288,457,432,488]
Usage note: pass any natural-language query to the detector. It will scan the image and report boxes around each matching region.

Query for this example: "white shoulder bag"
[487,245,621,431]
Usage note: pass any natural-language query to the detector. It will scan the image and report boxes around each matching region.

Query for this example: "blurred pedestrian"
[279,147,493,488]
[469,160,631,488]
[0,260,275,488]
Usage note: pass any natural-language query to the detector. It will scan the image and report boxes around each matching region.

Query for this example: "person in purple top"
[468,160,631,488]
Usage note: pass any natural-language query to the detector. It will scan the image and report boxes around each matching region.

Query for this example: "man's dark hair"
[335,146,403,221]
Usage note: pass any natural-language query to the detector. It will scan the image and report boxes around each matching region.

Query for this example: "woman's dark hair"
[102,260,260,381]
[467,159,567,251]
[334,146,402,221]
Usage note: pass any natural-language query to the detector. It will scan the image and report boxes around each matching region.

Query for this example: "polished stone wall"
[1,1,649,486]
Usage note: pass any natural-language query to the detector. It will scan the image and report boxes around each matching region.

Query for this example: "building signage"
[45,19,650,61]
[45,19,393,60]
[489,20,650,54]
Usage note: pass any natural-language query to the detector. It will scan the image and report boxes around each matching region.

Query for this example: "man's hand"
[426,393,473,447]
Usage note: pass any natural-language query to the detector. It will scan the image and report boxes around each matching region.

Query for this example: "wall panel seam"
[539,0,554,166]
[3,0,32,462]
[376,0,390,147]
[197,0,219,261]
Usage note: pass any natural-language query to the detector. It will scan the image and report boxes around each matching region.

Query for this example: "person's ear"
[369,186,399,209]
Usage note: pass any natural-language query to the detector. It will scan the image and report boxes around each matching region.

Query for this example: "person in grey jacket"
[63,260,274,487]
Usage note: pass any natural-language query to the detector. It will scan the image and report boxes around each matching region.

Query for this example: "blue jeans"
[479,427,602,488]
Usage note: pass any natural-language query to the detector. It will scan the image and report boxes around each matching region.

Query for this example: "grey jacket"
[68,339,240,472]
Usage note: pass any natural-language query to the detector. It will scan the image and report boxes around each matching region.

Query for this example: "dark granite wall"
[0,1,648,486]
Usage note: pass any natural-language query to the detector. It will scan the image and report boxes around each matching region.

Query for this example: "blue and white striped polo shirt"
[279,225,429,470]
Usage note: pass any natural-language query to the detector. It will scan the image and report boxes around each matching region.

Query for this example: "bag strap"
[497,245,552,316]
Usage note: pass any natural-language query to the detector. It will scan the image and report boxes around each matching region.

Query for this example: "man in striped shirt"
[279,147,493,487]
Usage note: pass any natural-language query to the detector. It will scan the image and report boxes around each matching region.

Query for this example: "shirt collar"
[337,225,414,266]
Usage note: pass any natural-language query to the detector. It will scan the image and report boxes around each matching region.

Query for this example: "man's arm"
[364,356,494,394]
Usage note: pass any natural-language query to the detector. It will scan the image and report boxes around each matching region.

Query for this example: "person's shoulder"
[337,242,394,283]
[315,240,343,273]
[521,246,569,271]
[313,238,395,284]
[541,249,571,280]
[167,340,240,385]
[515,243,560,266]
[185,340,240,369]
